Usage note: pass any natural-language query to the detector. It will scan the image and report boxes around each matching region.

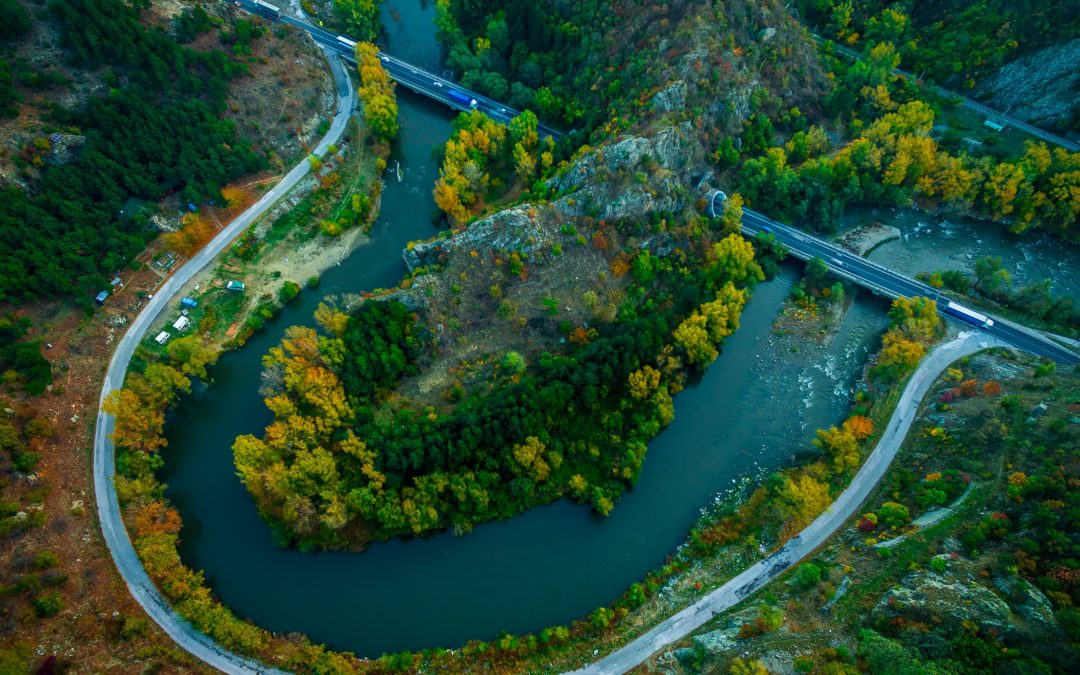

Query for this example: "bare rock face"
[544,121,704,224]
[873,570,1015,636]
[994,576,1060,633]
[403,204,556,272]
[651,80,688,113]
[975,39,1080,129]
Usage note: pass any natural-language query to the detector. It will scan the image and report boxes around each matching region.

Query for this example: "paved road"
[815,36,1079,152]
[709,194,1079,365]
[92,47,354,675]
[571,330,999,674]
[235,0,564,141]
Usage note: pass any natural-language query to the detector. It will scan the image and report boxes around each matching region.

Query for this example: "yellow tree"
[776,472,832,535]
[104,389,167,454]
[711,233,764,286]
[700,282,748,343]
[627,365,661,399]
[719,192,744,235]
[875,331,925,380]
[673,313,717,365]
[814,424,860,474]
[355,42,398,141]
[888,296,939,341]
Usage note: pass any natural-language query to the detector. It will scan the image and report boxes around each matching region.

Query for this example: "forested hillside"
[793,0,1080,91]
[0,0,267,303]
[436,0,827,140]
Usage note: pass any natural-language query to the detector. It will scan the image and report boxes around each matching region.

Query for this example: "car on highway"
[433,81,443,87]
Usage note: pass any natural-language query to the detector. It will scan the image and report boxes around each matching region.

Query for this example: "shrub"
[33,551,58,570]
[33,591,62,617]
[796,562,823,589]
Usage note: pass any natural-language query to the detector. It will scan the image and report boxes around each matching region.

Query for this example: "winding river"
[156,1,1076,660]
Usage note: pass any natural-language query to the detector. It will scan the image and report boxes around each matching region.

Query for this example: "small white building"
[173,316,191,331]
[154,331,171,345]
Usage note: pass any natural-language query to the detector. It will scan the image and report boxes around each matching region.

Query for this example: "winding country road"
[571,330,1004,674]
[91,48,354,675]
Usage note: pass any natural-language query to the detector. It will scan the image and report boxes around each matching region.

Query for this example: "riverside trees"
[235,224,766,550]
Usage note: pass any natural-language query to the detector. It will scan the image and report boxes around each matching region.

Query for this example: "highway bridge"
[236,0,564,141]
[814,36,1079,152]
[707,191,1079,365]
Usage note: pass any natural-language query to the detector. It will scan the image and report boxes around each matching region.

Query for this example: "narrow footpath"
[92,50,354,675]
[572,330,1006,674]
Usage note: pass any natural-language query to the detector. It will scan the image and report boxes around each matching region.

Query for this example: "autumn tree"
[719,192,744,235]
[166,334,217,380]
[355,42,398,142]
[873,332,925,381]
[888,295,939,342]
[814,424,860,475]
[776,472,832,536]
[433,110,506,223]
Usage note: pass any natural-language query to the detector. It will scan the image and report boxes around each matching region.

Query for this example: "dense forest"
[0,0,266,303]
[234,214,769,549]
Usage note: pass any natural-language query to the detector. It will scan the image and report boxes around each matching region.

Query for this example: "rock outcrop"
[873,570,1016,636]
[975,39,1080,130]
[994,576,1060,633]
[404,204,557,272]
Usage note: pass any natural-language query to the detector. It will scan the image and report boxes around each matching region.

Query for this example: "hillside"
[0,0,333,303]
[648,349,1080,674]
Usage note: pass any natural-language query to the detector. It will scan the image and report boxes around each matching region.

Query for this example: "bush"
[278,280,301,305]
[878,501,911,528]
[33,551,58,570]
[796,562,823,589]
[33,591,62,617]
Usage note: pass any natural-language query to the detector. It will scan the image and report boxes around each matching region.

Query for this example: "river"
[157,2,892,658]
[846,206,1080,300]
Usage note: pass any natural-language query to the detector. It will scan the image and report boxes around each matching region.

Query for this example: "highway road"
[816,36,1079,152]
[237,0,564,141]
[571,330,999,674]
[710,193,1080,365]
[92,44,354,675]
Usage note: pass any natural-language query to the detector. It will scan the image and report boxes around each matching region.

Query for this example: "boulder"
[873,570,1015,636]
[994,576,1059,632]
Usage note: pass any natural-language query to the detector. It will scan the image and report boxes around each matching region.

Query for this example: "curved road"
[572,330,1001,674]
[92,48,354,674]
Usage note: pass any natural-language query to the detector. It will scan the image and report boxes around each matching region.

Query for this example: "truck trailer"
[253,0,281,18]
[447,89,479,109]
[941,300,994,328]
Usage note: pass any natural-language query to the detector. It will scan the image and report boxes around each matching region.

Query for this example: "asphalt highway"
[725,196,1079,365]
